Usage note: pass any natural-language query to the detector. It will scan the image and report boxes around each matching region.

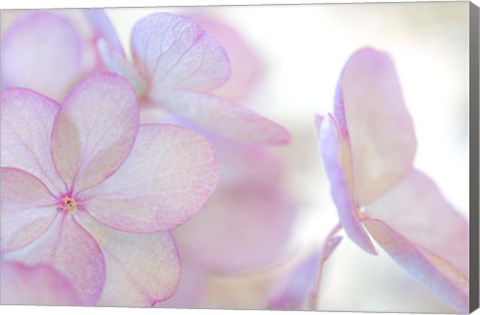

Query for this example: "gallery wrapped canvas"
[0,1,479,313]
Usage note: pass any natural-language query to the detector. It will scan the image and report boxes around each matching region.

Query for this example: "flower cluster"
[0,9,292,306]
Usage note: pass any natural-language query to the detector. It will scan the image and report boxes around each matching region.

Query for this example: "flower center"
[62,197,77,212]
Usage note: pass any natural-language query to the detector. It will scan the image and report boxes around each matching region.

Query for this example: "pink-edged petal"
[97,39,148,96]
[366,169,468,275]
[364,219,469,313]
[186,12,261,101]
[1,88,65,195]
[79,124,219,233]
[0,261,80,305]
[338,48,417,204]
[74,212,180,306]
[317,114,376,254]
[154,261,206,308]
[174,143,295,272]
[1,168,58,251]
[131,12,230,92]
[152,90,291,145]
[51,73,139,193]
[3,214,105,305]
[1,12,84,101]
[83,9,124,55]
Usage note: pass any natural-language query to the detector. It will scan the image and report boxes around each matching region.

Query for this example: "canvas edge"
[469,1,480,313]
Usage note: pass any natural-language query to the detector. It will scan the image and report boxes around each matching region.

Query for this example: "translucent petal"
[317,114,375,254]
[79,124,219,233]
[338,48,416,204]
[3,214,106,305]
[75,212,180,306]
[1,168,58,251]
[131,12,230,92]
[152,90,290,145]
[365,219,468,313]
[51,73,139,193]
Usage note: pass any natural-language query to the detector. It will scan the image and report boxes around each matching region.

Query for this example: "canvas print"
[0,2,478,313]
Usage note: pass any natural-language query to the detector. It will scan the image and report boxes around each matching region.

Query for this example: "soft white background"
[0,0,478,315]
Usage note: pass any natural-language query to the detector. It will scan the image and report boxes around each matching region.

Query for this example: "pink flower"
[1,9,120,102]
[97,12,290,145]
[1,73,219,306]
[1,261,80,305]
[316,48,468,312]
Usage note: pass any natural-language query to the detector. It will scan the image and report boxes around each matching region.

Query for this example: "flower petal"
[1,88,65,195]
[79,124,219,233]
[1,168,58,251]
[75,212,180,306]
[174,143,295,272]
[366,169,468,275]
[83,9,124,55]
[97,39,148,96]
[1,12,84,101]
[3,214,105,305]
[338,48,416,204]
[131,12,230,92]
[51,73,139,193]
[152,90,290,145]
[364,219,469,313]
[186,12,261,101]
[0,261,80,305]
[317,114,376,254]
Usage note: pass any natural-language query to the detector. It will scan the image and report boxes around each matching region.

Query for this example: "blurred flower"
[1,261,80,305]
[268,225,342,311]
[175,143,295,273]
[316,48,468,312]
[1,73,219,306]
[97,12,290,145]
[0,9,120,102]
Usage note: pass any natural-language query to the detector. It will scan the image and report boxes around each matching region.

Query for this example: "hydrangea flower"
[97,12,290,145]
[1,9,120,101]
[1,73,219,306]
[1,261,80,305]
[316,48,468,312]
